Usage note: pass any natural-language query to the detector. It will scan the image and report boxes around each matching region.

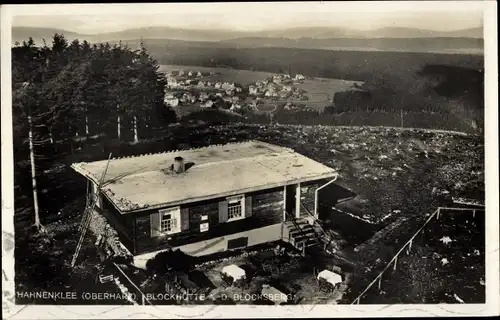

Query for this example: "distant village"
[163,69,314,115]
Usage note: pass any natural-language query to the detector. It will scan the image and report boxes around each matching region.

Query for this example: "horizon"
[11,24,483,37]
[7,2,483,35]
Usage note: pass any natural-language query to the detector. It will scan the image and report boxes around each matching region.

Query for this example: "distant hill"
[12,26,483,54]
[12,27,84,46]
[218,37,483,54]
[360,27,483,39]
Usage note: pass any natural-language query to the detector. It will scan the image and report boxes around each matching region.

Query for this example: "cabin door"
[285,184,300,220]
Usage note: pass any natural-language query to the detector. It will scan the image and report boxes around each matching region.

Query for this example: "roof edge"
[71,163,100,185]
[118,171,338,215]
[71,140,294,165]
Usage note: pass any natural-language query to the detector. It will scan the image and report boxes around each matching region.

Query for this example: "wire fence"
[351,205,485,305]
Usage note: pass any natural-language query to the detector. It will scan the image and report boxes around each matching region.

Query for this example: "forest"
[12,34,177,223]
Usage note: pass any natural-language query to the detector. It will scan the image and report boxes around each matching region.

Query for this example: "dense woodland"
[12,34,176,215]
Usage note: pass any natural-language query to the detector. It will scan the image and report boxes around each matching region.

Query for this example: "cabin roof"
[71,140,337,214]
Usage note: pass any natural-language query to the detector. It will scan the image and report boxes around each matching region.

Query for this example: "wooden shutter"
[245,196,252,217]
[180,207,190,231]
[150,211,161,237]
[218,199,228,223]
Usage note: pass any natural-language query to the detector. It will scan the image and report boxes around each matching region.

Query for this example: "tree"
[12,34,179,225]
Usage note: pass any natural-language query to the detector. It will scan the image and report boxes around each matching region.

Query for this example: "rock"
[439,236,453,245]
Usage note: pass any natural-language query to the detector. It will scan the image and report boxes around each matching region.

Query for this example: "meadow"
[292,78,362,111]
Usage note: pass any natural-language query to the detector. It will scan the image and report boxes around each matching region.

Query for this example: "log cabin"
[71,140,338,268]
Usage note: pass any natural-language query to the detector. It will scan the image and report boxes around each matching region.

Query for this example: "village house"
[180,92,196,104]
[264,87,278,98]
[164,94,179,108]
[248,100,258,109]
[206,81,213,87]
[294,74,305,81]
[230,103,242,111]
[198,92,209,102]
[235,87,242,93]
[188,71,193,77]
[178,70,185,76]
[201,100,215,108]
[167,76,179,88]
[71,141,338,268]
[197,81,206,88]
[215,82,222,89]
[249,85,258,96]
[284,102,294,110]
[196,71,202,77]
[221,82,235,90]
[225,89,234,96]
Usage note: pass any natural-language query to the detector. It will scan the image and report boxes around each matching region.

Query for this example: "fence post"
[142,294,145,305]
[378,276,382,291]
[407,239,412,255]
[393,255,398,271]
[473,209,476,218]
[436,208,440,220]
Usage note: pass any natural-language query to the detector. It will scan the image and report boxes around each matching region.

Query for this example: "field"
[254,78,363,112]
[292,78,362,111]
[13,123,484,304]
[159,64,275,86]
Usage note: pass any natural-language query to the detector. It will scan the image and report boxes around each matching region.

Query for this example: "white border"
[1,2,498,319]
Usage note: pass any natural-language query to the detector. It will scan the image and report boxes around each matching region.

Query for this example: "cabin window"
[159,207,181,234]
[161,213,174,232]
[227,195,245,222]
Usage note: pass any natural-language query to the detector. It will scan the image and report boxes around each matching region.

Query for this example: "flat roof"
[71,140,337,214]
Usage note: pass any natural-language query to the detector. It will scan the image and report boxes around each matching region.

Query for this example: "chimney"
[173,156,185,173]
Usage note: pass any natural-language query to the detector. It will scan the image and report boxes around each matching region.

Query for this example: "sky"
[8,2,484,34]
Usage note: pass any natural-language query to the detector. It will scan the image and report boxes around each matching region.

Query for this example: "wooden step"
[285,224,311,232]
[290,232,317,241]
[295,238,319,249]
[284,219,310,227]
[289,226,315,236]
